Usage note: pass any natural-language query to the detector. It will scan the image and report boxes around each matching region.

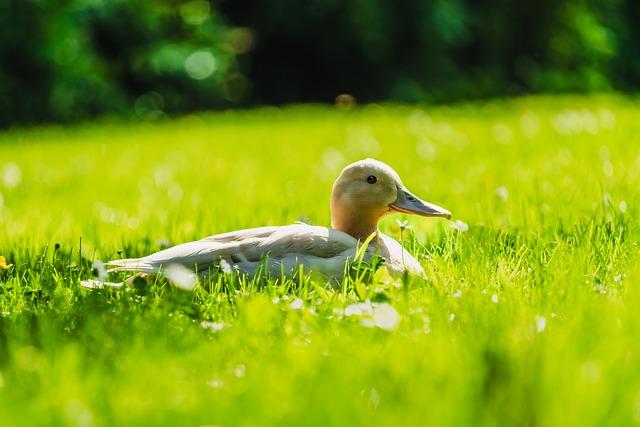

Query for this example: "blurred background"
[1,0,638,127]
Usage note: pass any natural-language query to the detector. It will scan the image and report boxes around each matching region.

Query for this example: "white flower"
[422,315,432,334]
[395,218,413,231]
[91,261,107,280]
[345,301,374,317]
[491,293,499,304]
[80,279,123,289]
[451,220,469,232]
[165,264,198,291]
[368,303,400,331]
[289,298,304,310]
[219,258,233,274]
[200,321,225,332]
[233,364,246,378]
[346,301,400,331]
[594,284,607,295]
[453,290,462,298]
[2,163,22,188]
[495,186,509,201]
[619,201,627,213]
[206,378,224,388]
[535,315,546,333]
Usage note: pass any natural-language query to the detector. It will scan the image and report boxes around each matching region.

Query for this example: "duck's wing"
[377,232,426,277]
[230,224,360,278]
[106,224,358,278]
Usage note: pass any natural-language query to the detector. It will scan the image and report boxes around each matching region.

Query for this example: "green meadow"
[1,95,639,426]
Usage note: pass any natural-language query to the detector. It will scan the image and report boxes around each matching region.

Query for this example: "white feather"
[105,224,364,279]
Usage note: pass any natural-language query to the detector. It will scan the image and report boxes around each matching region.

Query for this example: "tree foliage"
[0,0,639,125]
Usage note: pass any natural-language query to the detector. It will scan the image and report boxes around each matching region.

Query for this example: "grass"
[1,95,639,426]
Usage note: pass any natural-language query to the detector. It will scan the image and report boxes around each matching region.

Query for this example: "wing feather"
[106,224,359,278]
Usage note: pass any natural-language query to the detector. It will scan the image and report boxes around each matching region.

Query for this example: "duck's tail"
[106,257,158,274]
[80,279,124,289]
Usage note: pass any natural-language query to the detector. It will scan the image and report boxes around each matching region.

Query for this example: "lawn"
[0,95,639,426]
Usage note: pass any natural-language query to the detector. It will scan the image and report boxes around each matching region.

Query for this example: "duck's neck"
[331,213,379,241]
[330,189,383,241]
[337,223,378,241]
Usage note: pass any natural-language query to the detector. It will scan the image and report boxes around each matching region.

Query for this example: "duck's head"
[330,158,451,239]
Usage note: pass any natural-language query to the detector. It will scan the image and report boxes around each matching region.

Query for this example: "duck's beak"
[389,187,452,219]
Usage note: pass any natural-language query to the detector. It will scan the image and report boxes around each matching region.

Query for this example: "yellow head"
[330,159,451,239]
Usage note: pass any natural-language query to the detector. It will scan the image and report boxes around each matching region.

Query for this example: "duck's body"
[106,223,424,280]
[88,159,450,287]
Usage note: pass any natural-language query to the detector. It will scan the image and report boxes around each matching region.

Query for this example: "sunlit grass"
[1,95,639,426]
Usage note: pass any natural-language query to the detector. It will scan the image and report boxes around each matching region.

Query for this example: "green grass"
[1,95,639,426]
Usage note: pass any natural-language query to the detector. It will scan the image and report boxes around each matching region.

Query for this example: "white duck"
[92,159,451,285]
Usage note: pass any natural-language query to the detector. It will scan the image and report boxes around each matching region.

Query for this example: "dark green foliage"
[222,0,640,103]
[2,0,640,125]
[0,0,238,126]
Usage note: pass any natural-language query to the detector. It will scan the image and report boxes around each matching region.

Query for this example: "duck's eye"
[366,175,377,184]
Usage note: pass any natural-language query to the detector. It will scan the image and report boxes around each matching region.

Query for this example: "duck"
[83,159,451,287]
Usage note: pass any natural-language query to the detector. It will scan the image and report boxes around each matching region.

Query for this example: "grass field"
[1,95,639,426]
